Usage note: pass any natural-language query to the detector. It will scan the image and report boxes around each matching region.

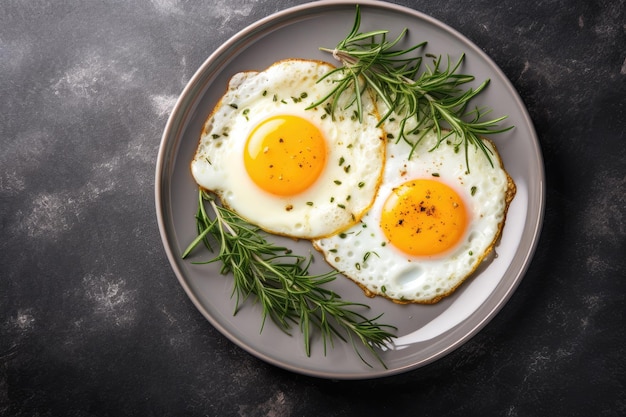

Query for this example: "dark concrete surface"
[1,0,624,416]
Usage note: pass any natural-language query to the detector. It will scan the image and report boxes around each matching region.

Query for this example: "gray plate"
[155,0,545,379]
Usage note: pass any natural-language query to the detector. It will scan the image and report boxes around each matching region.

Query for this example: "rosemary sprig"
[183,189,397,368]
[308,5,513,170]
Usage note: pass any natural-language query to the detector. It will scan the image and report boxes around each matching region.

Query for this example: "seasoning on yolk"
[380,179,468,256]
[244,115,327,196]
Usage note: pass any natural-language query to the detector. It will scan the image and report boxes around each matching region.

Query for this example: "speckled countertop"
[1,1,624,416]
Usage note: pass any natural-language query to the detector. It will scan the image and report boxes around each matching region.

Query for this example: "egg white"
[313,129,516,304]
[191,59,385,239]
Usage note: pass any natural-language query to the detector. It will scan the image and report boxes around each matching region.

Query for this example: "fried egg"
[191,59,385,239]
[313,128,516,304]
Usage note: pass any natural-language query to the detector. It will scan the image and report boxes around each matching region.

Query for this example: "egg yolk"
[381,179,468,256]
[244,115,327,196]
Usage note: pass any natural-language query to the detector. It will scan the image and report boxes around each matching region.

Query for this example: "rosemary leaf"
[183,189,397,368]
[309,5,513,171]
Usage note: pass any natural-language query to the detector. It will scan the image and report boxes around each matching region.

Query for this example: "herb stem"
[183,190,396,367]
[310,5,513,171]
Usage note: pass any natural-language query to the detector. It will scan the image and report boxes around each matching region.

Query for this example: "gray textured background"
[1,0,624,416]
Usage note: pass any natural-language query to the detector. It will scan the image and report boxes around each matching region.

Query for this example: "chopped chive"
[364,251,379,262]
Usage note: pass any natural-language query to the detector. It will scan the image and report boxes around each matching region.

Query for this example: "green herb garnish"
[183,190,396,367]
[308,5,512,170]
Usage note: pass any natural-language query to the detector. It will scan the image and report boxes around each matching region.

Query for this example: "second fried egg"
[313,128,516,304]
[191,59,385,239]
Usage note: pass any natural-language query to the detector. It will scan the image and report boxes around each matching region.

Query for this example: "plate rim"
[155,0,545,379]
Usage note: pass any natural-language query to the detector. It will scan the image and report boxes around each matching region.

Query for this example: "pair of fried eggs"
[191,59,515,304]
